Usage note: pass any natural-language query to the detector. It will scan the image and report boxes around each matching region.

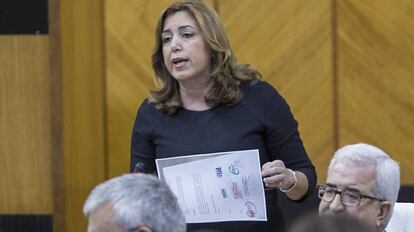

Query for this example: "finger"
[263,168,293,188]
[261,161,273,170]
[273,160,285,168]
[261,162,273,176]
[262,160,285,176]
[262,166,275,177]
[262,160,285,170]
[263,174,284,187]
[262,166,284,177]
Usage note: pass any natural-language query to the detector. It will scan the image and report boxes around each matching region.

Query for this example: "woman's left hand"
[261,160,295,189]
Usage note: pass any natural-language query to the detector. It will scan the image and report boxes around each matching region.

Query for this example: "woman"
[130,0,316,231]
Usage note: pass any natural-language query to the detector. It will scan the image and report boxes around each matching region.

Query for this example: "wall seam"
[332,0,339,150]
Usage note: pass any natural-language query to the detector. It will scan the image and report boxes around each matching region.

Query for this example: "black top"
[130,80,317,232]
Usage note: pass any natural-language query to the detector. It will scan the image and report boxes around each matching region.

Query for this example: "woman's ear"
[376,201,392,228]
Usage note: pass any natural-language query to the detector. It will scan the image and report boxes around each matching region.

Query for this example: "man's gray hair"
[83,173,186,232]
[329,143,400,205]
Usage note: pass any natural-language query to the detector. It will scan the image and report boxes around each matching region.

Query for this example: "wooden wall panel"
[337,0,414,184]
[48,0,65,230]
[60,0,106,231]
[105,0,167,178]
[0,36,53,213]
[105,0,214,177]
[220,0,334,182]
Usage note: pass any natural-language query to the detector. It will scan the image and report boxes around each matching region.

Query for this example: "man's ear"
[135,226,152,232]
[376,201,392,228]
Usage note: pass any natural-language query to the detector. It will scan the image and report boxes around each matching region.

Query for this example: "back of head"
[328,143,400,206]
[83,173,186,232]
[288,213,375,232]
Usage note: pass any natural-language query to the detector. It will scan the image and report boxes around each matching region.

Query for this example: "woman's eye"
[162,37,172,44]
[182,32,194,38]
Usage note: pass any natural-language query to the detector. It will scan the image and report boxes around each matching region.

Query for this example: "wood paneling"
[105,0,165,178]
[220,0,334,182]
[337,0,414,184]
[49,0,64,230]
[0,36,53,213]
[60,0,106,230]
[105,0,214,177]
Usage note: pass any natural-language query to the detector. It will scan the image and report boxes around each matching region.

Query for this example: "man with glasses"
[318,143,400,232]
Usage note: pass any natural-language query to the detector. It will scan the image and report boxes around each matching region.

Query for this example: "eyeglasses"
[318,184,384,207]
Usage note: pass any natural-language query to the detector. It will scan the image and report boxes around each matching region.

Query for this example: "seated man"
[83,173,186,232]
[318,143,400,232]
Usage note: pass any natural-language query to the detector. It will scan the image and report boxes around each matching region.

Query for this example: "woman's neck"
[179,79,213,111]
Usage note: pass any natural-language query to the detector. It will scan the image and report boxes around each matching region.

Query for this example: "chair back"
[386,202,414,232]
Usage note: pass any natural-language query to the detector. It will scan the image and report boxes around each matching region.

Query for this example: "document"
[156,149,267,223]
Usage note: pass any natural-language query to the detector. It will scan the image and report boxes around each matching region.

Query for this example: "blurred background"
[1,0,413,231]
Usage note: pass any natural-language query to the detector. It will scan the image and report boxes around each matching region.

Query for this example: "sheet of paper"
[156,149,267,223]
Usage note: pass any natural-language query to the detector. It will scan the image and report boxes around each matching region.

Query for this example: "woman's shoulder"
[138,98,157,112]
[240,81,298,134]
[241,80,286,107]
[241,79,273,90]
[135,98,165,129]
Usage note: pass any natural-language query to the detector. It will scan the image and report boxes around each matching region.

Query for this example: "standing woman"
[130,0,316,231]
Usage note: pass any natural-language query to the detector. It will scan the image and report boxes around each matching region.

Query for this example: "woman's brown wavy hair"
[150,0,261,115]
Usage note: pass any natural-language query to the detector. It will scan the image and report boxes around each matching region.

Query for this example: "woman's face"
[161,11,212,85]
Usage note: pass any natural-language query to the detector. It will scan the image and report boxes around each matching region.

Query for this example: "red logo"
[245,201,257,218]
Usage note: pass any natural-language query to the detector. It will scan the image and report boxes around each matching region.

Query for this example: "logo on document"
[245,201,257,218]
[215,167,223,178]
[228,164,240,175]
[221,188,228,198]
[242,176,250,197]
[231,182,243,199]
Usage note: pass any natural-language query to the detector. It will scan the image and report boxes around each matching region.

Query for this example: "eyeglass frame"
[318,184,384,207]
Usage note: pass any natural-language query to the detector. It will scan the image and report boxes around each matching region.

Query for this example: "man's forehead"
[91,202,114,218]
[88,202,123,232]
[327,162,376,188]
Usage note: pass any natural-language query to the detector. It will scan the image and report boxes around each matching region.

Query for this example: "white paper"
[156,149,267,223]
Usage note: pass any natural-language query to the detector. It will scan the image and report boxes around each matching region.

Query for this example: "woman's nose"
[171,37,182,52]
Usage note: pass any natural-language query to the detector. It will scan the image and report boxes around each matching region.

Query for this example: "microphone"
[133,162,147,173]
